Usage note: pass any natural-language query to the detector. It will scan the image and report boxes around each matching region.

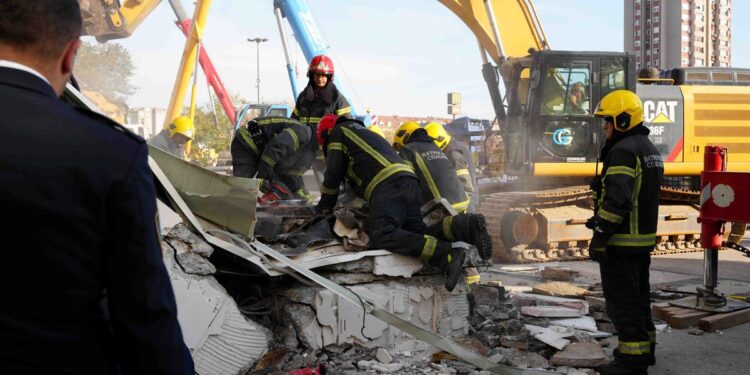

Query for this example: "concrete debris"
[174,251,216,275]
[551,317,599,332]
[497,265,540,273]
[162,245,270,374]
[585,296,606,312]
[513,293,589,315]
[541,267,580,281]
[283,277,468,351]
[376,347,393,364]
[550,342,608,368]
[472,283,506,308]
[521,306,583,318]
[532,282,588,299]
[372,254,424,277]
[596,321,617,334]
[166,223,214,258]
[499,347,550,368]
[525,325,571,350]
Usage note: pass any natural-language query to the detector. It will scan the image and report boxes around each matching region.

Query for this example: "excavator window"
[600,58,628,98]
[539,64,591,116]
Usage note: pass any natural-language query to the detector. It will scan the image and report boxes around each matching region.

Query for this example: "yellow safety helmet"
[393,121,420,147]
[425,122,451,149]
[369,124,386,139]
[168,116,194,139]
[594,90,644,132]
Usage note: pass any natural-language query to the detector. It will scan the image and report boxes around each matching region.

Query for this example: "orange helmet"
[317,114,339,146]
[308,55,334,80]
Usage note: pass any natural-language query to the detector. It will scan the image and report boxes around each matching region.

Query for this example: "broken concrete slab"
[513,293,589,315]
[525,325,572,350]
[585,296,607,312]
[521,305,583,318]
[541,267,580,281]
[372,254,424,278]
[550,342,608,368]
[532,282,588,299]
[283,277,469,351]
[163,250,270,374]
[551,316,599,332]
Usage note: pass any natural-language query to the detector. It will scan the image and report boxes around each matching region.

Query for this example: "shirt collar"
[0,60,52,88]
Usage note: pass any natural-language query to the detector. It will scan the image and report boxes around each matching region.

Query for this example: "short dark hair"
[0,0,82,59]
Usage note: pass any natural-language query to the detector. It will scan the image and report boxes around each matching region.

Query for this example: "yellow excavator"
[439,0,750,262]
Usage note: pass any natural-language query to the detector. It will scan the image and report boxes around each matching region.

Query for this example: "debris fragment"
[521,305,584,318]
[532,282,588,299]
[375,347,393,364]
[541,267,580,281]
[550,342,608,368]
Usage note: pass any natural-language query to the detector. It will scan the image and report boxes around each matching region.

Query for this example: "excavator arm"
[79,0,162,42]
[437,0,549,64]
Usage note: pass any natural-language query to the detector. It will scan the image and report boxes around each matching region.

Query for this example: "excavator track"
[480,186,746,263]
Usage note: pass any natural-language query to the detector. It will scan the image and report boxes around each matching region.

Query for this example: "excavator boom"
[437,0,549,64]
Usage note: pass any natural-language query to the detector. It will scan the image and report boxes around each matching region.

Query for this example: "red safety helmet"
[308,55,334,79]
[317,114,339,146]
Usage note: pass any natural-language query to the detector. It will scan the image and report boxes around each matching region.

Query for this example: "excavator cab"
[502,51,636,176]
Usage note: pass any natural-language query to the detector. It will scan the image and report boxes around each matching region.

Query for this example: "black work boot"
[424,241,466,292]
[595,359,648,375]
[445,214,493,260]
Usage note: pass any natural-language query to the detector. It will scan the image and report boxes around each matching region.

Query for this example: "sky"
[95,0,750,120]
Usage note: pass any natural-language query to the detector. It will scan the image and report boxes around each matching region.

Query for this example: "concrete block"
[550,342,608,368]
[473,283,506,308]
[376,347,393,363]
[586,296,607,312]
[551,316,599,332]
[525,325,571,350]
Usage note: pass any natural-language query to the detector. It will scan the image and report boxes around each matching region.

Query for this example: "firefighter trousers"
[599,251,655,369]
[367,176,432,258]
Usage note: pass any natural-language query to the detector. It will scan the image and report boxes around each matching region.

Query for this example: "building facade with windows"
[624,0,731,69]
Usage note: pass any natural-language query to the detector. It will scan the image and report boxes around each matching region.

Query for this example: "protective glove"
[588,231,610,262]
[295,189,313,204]
[585,216,597,230]
[257,178,272,193]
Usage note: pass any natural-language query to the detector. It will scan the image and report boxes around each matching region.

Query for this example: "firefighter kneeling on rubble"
[231,116,315,202]
[588,90,663,375]
[425,122,479,213]
[314,115,492,291]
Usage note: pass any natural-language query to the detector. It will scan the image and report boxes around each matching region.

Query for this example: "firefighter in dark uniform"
[587,90,663,375]
[0,1,193,373]
[394,122,470,214]
[314,115,492,291]
[425,122,479,213]
[292,55,353,187]
[231,116,315,201]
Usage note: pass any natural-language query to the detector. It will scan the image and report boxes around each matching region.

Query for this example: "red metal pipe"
[700,146,727,249]
[176,19,237,125]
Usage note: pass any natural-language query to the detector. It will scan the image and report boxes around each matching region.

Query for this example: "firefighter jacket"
[231,116,315,192]
[317,118,415,211]
[443,139,479,213]
[590,124,664,254]
[291,82,352,127]
[399,129,470,213]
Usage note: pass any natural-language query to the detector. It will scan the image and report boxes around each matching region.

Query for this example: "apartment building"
[624,0,732,69]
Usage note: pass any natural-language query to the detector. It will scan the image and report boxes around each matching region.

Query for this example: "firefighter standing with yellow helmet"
[588,90,663,375]
[148,116,194,159]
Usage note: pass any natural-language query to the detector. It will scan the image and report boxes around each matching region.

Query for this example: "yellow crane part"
[437,0,549,63]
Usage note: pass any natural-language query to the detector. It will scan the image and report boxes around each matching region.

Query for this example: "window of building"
[682,3,689,10]
[635,40,641,47]
[653,59,660,66]
[682,58,690,65]
[682,46,690,52]
[695,58,704,65]
[655,16,660,22]
[654,26,660,33]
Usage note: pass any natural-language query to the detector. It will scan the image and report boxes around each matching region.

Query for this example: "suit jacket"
[0,67,193,374]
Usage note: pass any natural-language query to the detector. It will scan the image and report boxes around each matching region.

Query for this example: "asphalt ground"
[485,240,750,375]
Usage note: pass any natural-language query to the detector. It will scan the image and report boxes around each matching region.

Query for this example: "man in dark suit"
[0,1,194,373]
